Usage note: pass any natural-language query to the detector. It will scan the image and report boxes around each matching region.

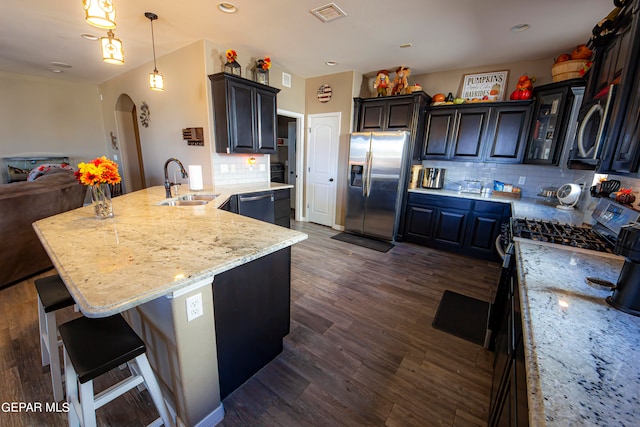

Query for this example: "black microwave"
[567,84,616,169]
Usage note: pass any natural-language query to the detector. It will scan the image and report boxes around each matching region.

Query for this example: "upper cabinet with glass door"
[524,79,585,165]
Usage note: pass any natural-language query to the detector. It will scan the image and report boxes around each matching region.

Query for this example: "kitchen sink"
[159,199,208,206]
[179,194,219,201]
[157,193,219,206]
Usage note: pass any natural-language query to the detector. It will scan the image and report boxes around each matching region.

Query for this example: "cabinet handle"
[329,178,334,182]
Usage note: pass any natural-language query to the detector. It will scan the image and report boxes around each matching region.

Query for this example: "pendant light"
[145,12,164,91]
[100,30,124,64]
[83,0,116,29]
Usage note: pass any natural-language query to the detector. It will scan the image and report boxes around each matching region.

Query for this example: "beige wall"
[98,40,212,189]
[0,71,106,184]
[305,71,360,227]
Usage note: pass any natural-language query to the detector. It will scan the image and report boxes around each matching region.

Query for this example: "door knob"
[329,178,334,182]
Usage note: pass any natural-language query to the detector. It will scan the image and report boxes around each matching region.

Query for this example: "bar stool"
[35,274,76,402]
[59,314,173,427]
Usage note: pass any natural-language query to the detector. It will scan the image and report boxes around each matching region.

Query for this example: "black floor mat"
[330,232,394,253]
[432,290,490,346]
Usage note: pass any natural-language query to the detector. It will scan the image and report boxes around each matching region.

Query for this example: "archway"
[114,94,146,193]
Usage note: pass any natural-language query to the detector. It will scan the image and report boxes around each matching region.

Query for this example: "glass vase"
[90,183,114,219]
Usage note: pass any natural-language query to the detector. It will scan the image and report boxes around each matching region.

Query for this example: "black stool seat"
[59,315,146,384]
[34,275,75,313]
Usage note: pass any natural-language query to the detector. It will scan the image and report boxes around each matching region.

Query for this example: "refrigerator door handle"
[365,151,373,197]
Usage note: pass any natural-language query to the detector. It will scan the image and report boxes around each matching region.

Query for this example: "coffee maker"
[608,222,640,316]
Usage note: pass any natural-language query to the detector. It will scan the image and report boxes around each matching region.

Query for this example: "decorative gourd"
[615,188,636,205]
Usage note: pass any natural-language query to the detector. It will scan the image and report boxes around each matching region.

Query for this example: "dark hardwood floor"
[0,221,500,426]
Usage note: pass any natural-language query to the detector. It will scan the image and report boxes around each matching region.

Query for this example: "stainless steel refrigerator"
[345,131,410,241]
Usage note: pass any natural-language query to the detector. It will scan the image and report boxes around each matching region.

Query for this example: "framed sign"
[459,70,509,101]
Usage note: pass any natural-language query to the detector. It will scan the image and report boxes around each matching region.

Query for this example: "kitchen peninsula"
[32,184,307,427]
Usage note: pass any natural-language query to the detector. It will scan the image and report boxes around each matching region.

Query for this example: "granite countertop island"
[33,183,305,317]
[33,183,306,426]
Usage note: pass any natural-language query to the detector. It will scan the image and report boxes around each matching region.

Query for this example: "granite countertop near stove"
[516,241,640,426]
[410,188,640,424]
[33,184,305,318]
[409,188,587,225]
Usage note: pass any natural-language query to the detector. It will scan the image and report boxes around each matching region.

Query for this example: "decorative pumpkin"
[432,93,446,103]
[510,88,532,100]
[571,44,593,60]
[615,188,636,205]
[554,54,571,64]
[510,74,534,100]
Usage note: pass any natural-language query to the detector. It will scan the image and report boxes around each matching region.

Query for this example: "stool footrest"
[94,373,145,410]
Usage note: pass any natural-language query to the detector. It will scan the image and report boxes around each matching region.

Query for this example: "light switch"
[220,164,229,173]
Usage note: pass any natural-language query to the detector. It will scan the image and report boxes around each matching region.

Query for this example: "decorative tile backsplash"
[211,152,270,185]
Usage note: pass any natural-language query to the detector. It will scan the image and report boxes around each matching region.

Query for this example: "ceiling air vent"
[310,3,347,22]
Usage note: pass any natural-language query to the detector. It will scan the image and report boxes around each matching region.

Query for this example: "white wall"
[0,71,107,184]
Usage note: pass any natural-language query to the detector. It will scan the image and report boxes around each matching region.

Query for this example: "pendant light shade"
[101,30,124,64]
[83,0,116,29]
[145,12,164,91]
[150,70,164,91]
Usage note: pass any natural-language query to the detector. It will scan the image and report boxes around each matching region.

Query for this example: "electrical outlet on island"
[518,176,526,185]
[186,293,203,322]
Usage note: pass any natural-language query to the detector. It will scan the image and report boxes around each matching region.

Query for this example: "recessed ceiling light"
[50,62,72,68]
[400,43,412,48]
[218,2,237,13]
[511,24,530,32]
[326,60,338,66]
[81,33,99,41]
[48,68,64,73]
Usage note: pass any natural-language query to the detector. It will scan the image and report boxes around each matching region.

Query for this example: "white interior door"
[287,121,296,209]
[307,113,340,227]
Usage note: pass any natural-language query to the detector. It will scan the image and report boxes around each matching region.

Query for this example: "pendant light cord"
[145,12,159,72]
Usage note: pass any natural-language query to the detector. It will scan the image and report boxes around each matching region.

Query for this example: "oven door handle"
[495,235,506,260]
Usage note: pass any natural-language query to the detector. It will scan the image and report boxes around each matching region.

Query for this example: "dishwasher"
[237,191,275,224]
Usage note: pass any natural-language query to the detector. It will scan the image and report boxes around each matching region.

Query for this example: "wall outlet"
[185,293,203,322]
[518,176,526,185]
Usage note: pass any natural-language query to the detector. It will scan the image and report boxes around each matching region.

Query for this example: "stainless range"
[511,198,640,258]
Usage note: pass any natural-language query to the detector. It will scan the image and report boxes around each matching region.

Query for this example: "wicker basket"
[551,59,588,82]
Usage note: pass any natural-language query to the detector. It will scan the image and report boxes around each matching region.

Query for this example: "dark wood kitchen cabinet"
[403,192,510,260]
[421,101,533,163]
[219,189,290,228]
[213,247,291,399]
[209,72,280,154]
[485,103,533,163]
[588,0,640,174]
[524,79,586,165]
[422,107,490,161]
[353,92,431,160]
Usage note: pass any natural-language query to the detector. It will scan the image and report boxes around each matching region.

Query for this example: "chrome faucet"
[164,158,189,198]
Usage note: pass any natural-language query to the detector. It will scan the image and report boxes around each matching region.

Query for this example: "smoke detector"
[310,3,347,22]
